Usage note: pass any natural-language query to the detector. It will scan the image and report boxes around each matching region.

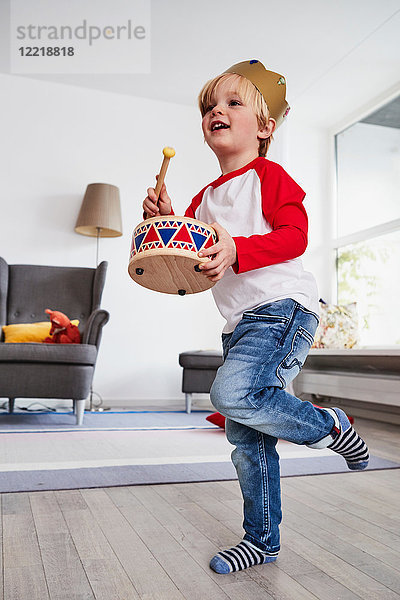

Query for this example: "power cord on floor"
[88,389,110,412]
[20,402,57,412]
[0,401,57,412]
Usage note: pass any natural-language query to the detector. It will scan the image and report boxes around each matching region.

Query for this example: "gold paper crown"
[224,60,290,128]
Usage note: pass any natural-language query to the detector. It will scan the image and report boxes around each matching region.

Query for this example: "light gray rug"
[1,410,398,493]
[0,455,398,493]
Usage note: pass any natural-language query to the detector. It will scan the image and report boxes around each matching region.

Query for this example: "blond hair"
[198,72,273,157]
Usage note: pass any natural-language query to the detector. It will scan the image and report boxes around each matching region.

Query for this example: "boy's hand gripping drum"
[128,147,217,296]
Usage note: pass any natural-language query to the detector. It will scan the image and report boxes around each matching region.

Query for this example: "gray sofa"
[0,257,109,425]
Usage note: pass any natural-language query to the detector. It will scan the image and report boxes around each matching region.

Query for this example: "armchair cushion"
[0,342,96,365]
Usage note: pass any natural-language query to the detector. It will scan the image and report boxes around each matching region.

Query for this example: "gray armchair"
[0,258,109,425]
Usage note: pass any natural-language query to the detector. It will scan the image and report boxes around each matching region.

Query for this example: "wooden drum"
[128,215,217,295]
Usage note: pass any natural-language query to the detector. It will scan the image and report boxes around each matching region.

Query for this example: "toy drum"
[128,215,217,295]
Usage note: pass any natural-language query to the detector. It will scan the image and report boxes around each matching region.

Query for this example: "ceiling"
[1,0,399,128]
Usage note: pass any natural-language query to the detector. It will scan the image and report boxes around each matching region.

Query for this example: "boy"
[143,60,369,574]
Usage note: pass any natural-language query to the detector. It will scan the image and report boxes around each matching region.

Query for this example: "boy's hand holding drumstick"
[143,147,175,217]
[142,146,236,282]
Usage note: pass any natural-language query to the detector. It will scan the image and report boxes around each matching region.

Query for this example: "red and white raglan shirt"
[184,157,319,333]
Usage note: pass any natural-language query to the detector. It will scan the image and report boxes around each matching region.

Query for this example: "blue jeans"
[210,298,334,553]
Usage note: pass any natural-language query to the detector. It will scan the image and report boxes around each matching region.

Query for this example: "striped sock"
[209,540,278,574]
[327,408,369,470]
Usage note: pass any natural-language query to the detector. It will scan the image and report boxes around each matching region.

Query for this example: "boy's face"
[201,78,272,162]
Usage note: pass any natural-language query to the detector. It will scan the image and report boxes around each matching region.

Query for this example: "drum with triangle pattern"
[128,216,217,295]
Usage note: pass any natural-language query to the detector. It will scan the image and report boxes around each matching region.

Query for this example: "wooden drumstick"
[154,147,175,201]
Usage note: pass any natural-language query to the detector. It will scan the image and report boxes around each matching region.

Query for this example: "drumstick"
[154,147,175,201]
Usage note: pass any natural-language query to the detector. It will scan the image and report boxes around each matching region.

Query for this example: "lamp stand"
[75,183,122,415]
[89,226,110,412]
[96,226,102,266]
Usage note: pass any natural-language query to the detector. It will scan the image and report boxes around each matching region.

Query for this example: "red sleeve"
[232,161,308,274]
[184,204,195,218]
[184,186,207,218]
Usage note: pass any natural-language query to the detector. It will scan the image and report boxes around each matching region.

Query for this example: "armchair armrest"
[81,308,110,348]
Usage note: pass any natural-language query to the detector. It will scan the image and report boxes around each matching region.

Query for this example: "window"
[335,95,400,347]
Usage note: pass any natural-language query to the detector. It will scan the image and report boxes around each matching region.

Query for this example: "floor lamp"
[75,182,122,411]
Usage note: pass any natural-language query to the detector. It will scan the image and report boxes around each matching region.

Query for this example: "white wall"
[0,74,330,404]
[286,121,336,303]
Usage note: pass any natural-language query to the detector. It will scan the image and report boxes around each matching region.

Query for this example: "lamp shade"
[75,183,122,237]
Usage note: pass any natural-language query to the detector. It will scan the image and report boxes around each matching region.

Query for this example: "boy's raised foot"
[326,407,369,470]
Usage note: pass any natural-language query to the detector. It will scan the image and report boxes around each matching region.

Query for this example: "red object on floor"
[206,412,226,429]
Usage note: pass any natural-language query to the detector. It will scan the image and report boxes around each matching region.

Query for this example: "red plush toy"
[44,309,81,344]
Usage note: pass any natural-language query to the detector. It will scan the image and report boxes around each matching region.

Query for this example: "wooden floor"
[1,418,400,600]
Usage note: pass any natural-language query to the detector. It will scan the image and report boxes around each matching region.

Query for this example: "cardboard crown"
[224,60,290,128]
